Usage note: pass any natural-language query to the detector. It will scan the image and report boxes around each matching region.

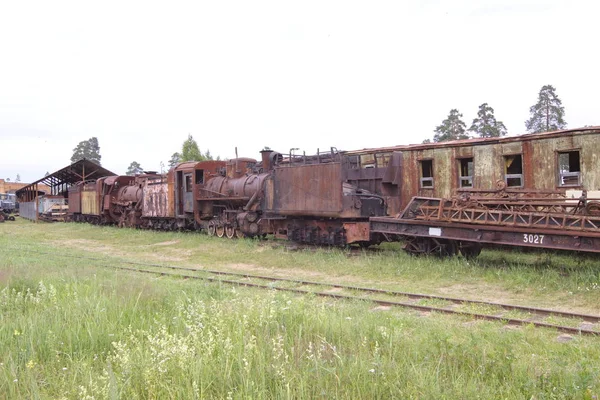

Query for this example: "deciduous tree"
[433,109,468,142]
[469,103,507,138]
[71,137,102,165]
[525,85,567,133]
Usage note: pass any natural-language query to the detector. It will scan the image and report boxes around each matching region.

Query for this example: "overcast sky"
[1,0,598,183]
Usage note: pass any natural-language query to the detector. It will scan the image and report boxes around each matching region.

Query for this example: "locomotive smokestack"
[260,148,274,170]
[235,147,239,174]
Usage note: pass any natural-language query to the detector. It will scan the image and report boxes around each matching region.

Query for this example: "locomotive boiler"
[195,152,278,238]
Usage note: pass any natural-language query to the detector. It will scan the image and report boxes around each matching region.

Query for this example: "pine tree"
[469,103,507,138]
[181,135,206,162]
[71,137,102,164]
[525,85,567,133]
[433,109,468,142]
[126,161,143,176]
[168,152,182,168]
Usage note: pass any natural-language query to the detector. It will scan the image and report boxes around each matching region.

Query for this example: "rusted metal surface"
[391,127,600,211]
[68,183,83,214]
[371,216,600,254]
[267,163,343,216]
[371,191,600,255]
[403,195,600,232]
[225,158,257,179]
[342,222,371,243]
[343,151,403,216]
[141,175,172,218]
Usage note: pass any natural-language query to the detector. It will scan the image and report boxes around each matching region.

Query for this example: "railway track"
[6,248,600,336]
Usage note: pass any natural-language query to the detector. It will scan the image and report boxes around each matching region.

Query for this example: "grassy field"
[0,218,599,399]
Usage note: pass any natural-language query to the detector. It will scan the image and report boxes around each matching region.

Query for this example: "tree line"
[427,84,567,143]
[68,84,573,174]
[69,134,216,176]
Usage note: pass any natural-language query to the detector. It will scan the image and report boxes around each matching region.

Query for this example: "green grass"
[0,218,599,399]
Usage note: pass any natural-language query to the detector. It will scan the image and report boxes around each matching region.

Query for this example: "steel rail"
[110,264,600,336]
[5,247,599,335]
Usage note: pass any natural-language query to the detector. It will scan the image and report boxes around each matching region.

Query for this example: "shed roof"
[16,159,116,201]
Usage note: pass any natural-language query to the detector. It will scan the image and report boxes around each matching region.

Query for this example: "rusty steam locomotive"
[67,149,386,246]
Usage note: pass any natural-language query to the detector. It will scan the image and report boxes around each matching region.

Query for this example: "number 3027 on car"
[523,234,544,244]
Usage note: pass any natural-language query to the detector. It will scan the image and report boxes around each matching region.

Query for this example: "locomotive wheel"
[207,221,216,236]
[236,229,246,239]
[216,224,225,238]
[225,225,236,239]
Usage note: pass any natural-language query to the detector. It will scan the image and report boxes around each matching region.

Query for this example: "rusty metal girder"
[370,217,600,254]
[402,197,600,234]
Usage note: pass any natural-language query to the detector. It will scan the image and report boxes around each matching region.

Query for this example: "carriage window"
[185,175,192,192]
[558,151,580,186]
[376,152,392,168]
[347,155,360,169]
[420,160,433,188]
[360,154,375,169]
[458,158,473,188]
[504,155,523,187]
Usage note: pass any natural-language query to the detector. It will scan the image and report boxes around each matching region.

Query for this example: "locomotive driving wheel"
[235,229,246,239]
[216,223,225,238]
[225,225,236,239]
[207,220,216,236]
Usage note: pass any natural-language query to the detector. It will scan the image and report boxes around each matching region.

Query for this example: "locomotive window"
[185,175,192,192]
[420,160,434,188]
[558,151,580,186]
[195,170,204,185]
[504,155,523,187]
[458,158,473,188]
